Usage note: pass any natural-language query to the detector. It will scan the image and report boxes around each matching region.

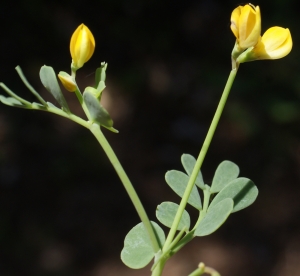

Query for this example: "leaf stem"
[89,124,160,253]
[192,187,211,231]
[162,68,238,253]
[0,83,32,106]
[15,66,47,106]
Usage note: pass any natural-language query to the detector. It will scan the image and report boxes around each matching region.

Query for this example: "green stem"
[89,124,160,253]
[15,66,47,106]
[0,83,32,106]
[74,86,92,121]
[152,258,167,276]
[162,68,238,253]
[151,227,187,272]
[188,263,205,276]
[192,187,211,231]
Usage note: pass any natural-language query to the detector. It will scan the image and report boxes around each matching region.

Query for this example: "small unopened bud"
[58,72,77,92]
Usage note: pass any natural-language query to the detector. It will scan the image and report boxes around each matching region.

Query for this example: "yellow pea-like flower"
[231,4,261,50]
[58,72,77,92]
[237,27,292,63]
[70,24,95,70]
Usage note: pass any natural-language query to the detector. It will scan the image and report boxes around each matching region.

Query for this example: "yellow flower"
[237,27,292,63]
[70,24,95,70]
[58,72,77,92]
[231,4,261,50]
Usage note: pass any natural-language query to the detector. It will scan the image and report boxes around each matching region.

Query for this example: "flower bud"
[237,27,292,63]
[58,72,77,92]
[230,4,261,50]
[70,24,95,70]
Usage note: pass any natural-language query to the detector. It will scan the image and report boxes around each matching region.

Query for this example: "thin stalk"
[192,187,211,231]
[73,86,92,121]
[188,263,205,276]
[89,124,160,253]
[15,66,47,106]
[151,227,187,272]
[162,68,238,254]
[0,83,32,106]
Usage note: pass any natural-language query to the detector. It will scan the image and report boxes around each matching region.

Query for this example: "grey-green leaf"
[181,154,205,189]
[0,95,29,108]
[165,170,202,210]
[121,221,165,269]
[39,65,70,113]
[83,91,114,129]
[210,160,239,193]
[156,202,190,231]
[209,177,258,213]
[195,198,233,236]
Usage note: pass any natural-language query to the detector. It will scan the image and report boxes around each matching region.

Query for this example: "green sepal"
[165,170,202,210]
[156,202,190,231]
[39,65,70,113]
[83,90,118,133]
[209,177,258,213]
[210,160,239,193]
[95,62,107,88]
[195,198,233,237]
[121,221,165,269]
[181,154,205,189]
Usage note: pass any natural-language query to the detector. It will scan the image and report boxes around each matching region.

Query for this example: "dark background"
[1,0,300,275]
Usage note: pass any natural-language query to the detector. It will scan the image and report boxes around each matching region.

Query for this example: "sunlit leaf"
[165,170,202,210]
[209,177,258,213]
[195,198,233,236]
[210,160,239,193]
[181,154,205,189]
[121,221,165,269]
[156,202,190,231]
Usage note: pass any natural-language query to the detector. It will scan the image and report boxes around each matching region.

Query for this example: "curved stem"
[89,124,160,253]
[162,68,238,253]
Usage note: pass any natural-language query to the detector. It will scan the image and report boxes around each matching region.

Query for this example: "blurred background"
[0,0,300,275]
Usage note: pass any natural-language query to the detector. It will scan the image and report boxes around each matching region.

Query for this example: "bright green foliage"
[165,170,202,210]
[209,177,258,212]
[195,198,233,236]
[156,202,190,231]
[181,154,205,189]
[121,221,165,269]
[39,65,70,113]
[210,160,239,193]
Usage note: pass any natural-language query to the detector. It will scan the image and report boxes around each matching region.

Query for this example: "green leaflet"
[195,198,233,236]
[210,160,239,193]
[39,65,70,113]
[181,154,205,189]
[121,221,165,269]
[156,202,190,231]
[209,177,258,213]
[165,170,202,210]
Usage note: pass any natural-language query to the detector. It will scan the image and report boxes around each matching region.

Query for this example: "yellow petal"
[239,5,261,49]
[230,6,242,38]
[249,27,292,60]
[58,72,77,92]
[236,27,292,63]
[70,24,95,69]
[230,4,261,50]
